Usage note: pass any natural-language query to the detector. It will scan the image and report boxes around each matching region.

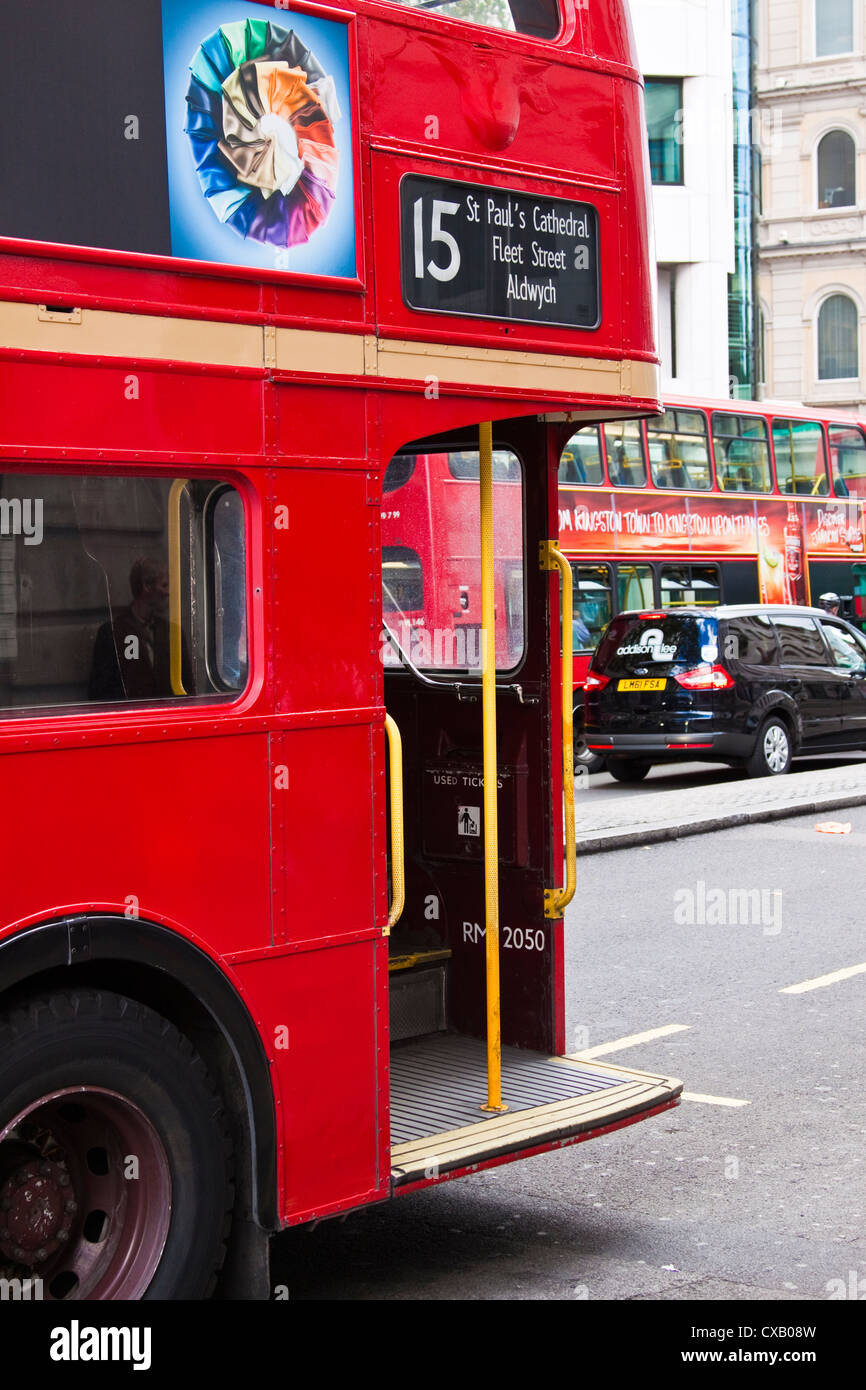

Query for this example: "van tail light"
[583,672,609,691]
[674,664,735,691]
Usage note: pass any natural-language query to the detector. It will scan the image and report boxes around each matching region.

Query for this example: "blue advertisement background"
[162,0,357,277]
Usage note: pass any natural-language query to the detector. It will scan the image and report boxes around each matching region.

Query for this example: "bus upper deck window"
[380,0,560,39]
[829,424,866,498]
[559,428,604,485]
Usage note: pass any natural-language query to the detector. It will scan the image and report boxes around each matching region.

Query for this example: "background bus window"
[660,564,721,607]
[570,563,612,650]
[559,428,604,485]
[382,546,424,612]
[383,454,416,493]
[603,421,647,487]
[647,410,712,489]
[448,450,521,482]
[0,473,247,715]
[617,563,654,611]
[772,419,829,495]
[828,423,866,498]
[712,413,772,492]
[381,448,524,673]
[379,0,560,38]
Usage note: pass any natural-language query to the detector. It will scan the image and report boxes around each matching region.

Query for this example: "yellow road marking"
[780,962,866,994]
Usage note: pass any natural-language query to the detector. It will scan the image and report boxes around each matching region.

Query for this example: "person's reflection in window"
[89,557,194,700]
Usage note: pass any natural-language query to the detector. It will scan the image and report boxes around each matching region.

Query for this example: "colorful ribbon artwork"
[184,19,340,249]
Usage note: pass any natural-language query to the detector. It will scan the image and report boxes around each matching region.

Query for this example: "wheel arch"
[0,915,278,1235]
[750,693,802,750]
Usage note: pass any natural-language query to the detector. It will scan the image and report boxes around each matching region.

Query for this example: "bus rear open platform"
[390,1036,681,1189]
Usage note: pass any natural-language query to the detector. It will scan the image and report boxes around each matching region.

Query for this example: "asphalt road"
[271,800,866,1302]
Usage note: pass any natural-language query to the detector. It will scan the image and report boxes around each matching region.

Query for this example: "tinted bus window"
[772,419,829,495]
[379,0,560,38]
[828,423,866,498]
[712,413,772,493]
[559,428,604,485]
[0,473,247,714]
[570,563,612,649]
[604,421,647,487]
[647,410,711,489]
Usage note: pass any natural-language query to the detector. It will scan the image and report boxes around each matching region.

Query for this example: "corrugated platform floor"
[389,1034,627,1144]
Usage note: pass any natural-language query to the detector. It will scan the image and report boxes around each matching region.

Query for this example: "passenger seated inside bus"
[89,558,195,700]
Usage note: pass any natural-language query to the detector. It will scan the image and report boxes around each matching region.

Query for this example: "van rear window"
[594,614,717,675]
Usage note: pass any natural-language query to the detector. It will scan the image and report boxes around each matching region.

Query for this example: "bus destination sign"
[400,174,600,330]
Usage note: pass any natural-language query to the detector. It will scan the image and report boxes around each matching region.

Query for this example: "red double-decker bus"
[0,0,681,1300]
[556,397,866,768]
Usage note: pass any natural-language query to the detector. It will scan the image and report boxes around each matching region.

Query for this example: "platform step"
[389,1036,681,1186]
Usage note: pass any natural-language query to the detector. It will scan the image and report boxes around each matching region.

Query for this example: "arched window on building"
[817,130,856,207]
[818,294,859,379]
[815,0,854,57]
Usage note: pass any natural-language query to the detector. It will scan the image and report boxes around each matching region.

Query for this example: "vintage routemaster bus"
[556,396,866,768]
[0,0,681,1300]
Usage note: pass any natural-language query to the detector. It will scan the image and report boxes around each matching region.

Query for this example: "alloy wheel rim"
[764,725,789,773]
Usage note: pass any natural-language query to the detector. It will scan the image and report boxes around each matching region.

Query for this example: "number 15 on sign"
[413,198,461,283]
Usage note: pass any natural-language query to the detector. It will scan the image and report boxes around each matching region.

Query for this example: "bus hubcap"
[0,1088,171,1299]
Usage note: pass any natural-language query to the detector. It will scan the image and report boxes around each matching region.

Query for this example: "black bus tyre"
[0,989,233,1300]
[606,759,651,783]
[746,717,792,778]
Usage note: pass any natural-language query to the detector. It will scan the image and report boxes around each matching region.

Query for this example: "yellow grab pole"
[384,713,405,934]
[479,422,507,1114]
[541,543,577,918]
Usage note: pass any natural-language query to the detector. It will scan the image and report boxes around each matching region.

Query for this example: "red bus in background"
[0,0,681,1301]
[382,449,524,673]
[557,398,866,768]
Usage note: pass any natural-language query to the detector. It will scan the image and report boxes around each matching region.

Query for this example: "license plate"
[618,678,667,692]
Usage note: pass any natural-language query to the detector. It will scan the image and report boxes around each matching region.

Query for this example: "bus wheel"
[573,721,605,776]
[0,989,233,1300]
[606,759,651,783]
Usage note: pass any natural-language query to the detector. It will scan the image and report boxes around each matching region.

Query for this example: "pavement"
[573,760,866,853]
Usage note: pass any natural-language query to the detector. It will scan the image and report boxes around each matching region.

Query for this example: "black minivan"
[584,604,866,780]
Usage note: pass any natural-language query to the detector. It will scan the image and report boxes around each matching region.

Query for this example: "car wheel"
[0,989,233,1300]
[573,721,605,776]
[606,759,651,783]
[746,717,792,777]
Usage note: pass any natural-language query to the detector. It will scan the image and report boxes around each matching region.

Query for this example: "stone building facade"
[756,0,866,406]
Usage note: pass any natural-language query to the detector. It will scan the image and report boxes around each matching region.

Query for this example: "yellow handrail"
[479,421,507,1114]
[541,541,576,918]
[384,713,405,934]
[168,479,189,696]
